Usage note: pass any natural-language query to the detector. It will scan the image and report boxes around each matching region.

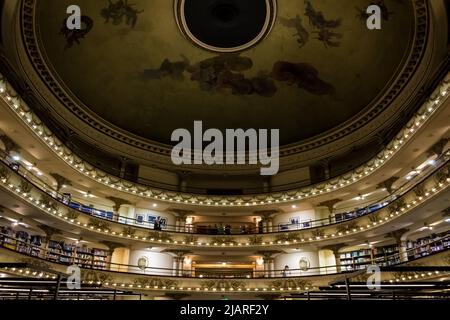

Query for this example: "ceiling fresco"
[35,0,415,146]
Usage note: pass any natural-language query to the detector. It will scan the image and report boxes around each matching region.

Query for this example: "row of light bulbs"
[1,267,55,280]
[102,282,310,293]
[1,75,448,207]
[3,267,444,294]
[389,270,443,283]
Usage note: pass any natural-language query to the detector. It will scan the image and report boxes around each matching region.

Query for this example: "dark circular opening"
[179,0,274,51]
[212,4,239,24]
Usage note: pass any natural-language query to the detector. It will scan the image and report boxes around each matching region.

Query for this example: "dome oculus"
[175,0,277,53]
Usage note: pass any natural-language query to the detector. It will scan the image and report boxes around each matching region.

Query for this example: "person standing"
[281,265,290,277]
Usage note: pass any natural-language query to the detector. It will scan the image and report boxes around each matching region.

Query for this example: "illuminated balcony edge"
[0,244,447,294]
[1,157,448,248]
[0,72,448,207]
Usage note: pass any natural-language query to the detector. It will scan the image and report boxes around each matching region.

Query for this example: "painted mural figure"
[313,29,342,48]
[279,15,310,48]
[60,16,94,49]
[304,0,342,48]
[101,0,143,28]
[187,55,276,97]
[304,0,342,30]
[142,55,190,80]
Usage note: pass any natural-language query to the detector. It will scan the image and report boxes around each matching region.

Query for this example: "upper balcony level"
[0,142,449,248]
[0,68,448,207]
[0,0,447,199]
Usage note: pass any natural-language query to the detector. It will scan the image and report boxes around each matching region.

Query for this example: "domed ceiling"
[31,0,416,146]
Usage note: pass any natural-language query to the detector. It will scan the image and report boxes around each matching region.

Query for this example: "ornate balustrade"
[0,149,449,248]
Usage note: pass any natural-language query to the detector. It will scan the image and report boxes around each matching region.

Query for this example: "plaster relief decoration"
[82,270,114,283]
[137,256,148,270]
[201,280,245,290]
[134,277,179,288]
[19,258,51,271]
[270,279,312,291]
[299,257,311,272]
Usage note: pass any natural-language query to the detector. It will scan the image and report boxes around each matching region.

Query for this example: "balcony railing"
[1,148,448,235]
[1,231,448,279]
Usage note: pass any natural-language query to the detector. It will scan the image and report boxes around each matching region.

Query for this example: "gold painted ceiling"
[33,0,415,146]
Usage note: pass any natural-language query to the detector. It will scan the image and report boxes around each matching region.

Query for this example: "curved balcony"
[0,233,448,296]
[0,146,449,250]
[1,73,449,206]
[0,148,449,238]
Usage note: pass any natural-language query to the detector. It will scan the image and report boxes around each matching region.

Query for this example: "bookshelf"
[339,244,399,271]
[75,246,94,268]
[0,225,110,270]
[46,240,62,262]
[0,226,16,251]
[92,248,109,269]
[406,232,450,260]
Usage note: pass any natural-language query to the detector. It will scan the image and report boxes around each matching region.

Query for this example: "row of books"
[339,244,400,271]
[46,241,109,269]
[406,232,450,259]
[0,227,110,270]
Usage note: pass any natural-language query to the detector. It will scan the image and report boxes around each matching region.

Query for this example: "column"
[180,219,186,233]
[106,196,131,222]
[262,219,267,233]
[175,218,181,232]
[164,250,191,276]
[259,251,280,277]
[322,244,347,273]
[388,228,409,263]
[399,241,409,263]
[333,249,342,273]
[177,257,184,276]
[172,256,186,276]
[253,211,278,233]
[125,205,135,225]
[99,241,122,271]
[269,258,275,278]
[37,225,60,259]
[267,218,273,233]
[170,210,194,233]
[263,259,270,278]
[318,199,342,225]
[172,259,179,276]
